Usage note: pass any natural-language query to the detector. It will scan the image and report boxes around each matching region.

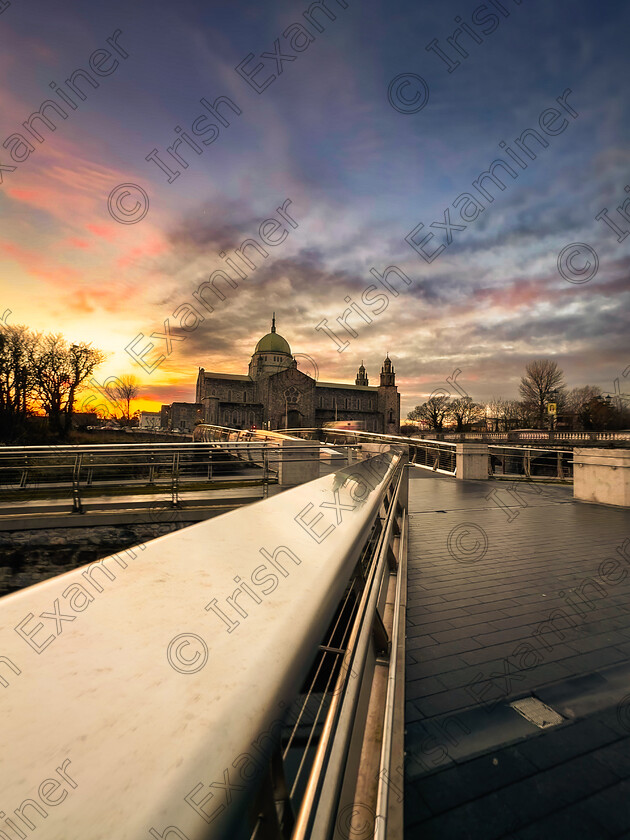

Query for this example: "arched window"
[227,389,232,402]
[243,391,247,402]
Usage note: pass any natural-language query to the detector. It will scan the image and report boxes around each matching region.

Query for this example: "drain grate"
[509,696,565,729]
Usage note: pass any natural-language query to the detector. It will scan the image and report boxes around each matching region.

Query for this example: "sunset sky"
[1,0,628,417]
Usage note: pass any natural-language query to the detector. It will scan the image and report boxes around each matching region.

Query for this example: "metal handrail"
[0,449,407,840]
[375,508,407,839]
[299,463,406,839]
[488,444,574,481]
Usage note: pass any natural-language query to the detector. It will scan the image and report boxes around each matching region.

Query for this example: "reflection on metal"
[509,697,565,729]
[0,448,407,840]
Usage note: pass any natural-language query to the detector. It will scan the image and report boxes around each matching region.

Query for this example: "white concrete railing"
[0,449,407,840]
[420,430,630,443]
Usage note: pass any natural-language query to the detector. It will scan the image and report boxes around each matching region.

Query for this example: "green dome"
[255,332,291,355]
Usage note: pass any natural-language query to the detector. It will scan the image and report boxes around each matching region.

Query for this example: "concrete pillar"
[276,440,319,486]
[573,448,630,507]
[455,443,489,480]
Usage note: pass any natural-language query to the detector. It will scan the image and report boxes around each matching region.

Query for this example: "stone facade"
[194,317,400,433]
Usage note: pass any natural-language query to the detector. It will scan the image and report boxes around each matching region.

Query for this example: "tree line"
[0,323,140,440]
[407,359,628,432]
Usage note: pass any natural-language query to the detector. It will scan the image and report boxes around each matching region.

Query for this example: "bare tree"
[30,335,106,435]
[566,385,601,429]
[448,397,483,432]
[503,399,525,430]
[408,395,451,430]
[518,359,566,428]
[485,397,526,431]
[0,324,40,439]
[0,325,38,417]
[106,374,140,423]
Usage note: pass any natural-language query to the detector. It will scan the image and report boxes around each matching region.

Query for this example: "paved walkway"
[405,468,630,839]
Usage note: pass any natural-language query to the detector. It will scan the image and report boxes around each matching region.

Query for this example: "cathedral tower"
[378,354,400,433]
[355,362,369,386]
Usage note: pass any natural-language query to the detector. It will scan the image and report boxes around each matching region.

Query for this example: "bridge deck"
[405,469,630,839]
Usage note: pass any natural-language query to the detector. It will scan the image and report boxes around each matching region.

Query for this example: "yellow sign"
[547,403,557,414]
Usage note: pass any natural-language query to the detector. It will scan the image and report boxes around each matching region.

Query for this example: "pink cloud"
[0,241,81,283]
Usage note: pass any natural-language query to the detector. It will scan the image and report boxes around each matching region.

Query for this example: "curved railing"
[277,428,458,475]
[0,448,408,840]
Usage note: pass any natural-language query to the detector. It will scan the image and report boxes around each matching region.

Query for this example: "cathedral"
[195,316,400,433]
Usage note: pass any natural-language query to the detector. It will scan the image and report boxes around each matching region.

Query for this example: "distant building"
[195,316,400,433]
[138,411,161,430]
[159,402,204,432]
[171,402,204,432]
[71,412,98,429]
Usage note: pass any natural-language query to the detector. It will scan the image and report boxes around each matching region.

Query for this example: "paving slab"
[405,468,630,838]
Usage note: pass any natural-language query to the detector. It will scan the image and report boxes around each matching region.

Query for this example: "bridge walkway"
[405,469,630,838]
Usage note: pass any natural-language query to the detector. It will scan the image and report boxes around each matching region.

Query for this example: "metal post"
[72,454,83,514]
[263,450,269,499]
[20,455,28,488]
[171,452,180,507]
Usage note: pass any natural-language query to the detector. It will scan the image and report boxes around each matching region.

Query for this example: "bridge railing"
[280,429,583,482]
[280,428,458,476]
[0,448,408,840]
[416,429,630,444]
[0,439,319,487]
[488,445,574,480]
